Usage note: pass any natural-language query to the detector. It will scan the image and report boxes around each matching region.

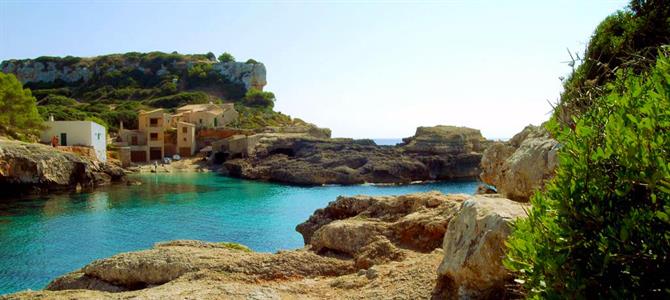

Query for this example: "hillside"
[0,51,302,131]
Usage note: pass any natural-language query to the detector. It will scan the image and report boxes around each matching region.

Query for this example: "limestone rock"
[0,139,126,194]
[297,192,467,268]
[221,125,490,185]
[401,125,487,155]
[436,196,528,299]
[480,125,558,201]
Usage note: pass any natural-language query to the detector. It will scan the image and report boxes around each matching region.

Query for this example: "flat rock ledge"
[3,192,528,300]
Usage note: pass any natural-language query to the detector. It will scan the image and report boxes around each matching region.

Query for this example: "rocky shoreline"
[0,139,127,195]
[220,125,492,186]
[2,192,527,299]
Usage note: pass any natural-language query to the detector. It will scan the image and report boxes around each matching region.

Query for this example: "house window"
[150,133,159,141]
[95,133,102,140]
[214,118,218,127]
[150,118,159,127]
[199,119,202,124]
[182,127,187,133]
[183,138,187,142]
[131,135,138,145]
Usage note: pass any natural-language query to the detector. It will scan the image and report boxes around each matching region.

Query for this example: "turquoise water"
[0,173,478,295]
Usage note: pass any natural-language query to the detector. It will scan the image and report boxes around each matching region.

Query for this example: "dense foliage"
[505,52,670,298]
[218,52,235,63]
[0,73,43,140]
[558,0,670,121]
[241,88,275,108]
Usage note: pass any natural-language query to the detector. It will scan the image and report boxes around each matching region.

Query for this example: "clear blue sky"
[0,0,628,139]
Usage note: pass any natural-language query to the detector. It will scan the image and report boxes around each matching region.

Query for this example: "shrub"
[218,52,235,63]
[558,1,670,121]
[245,58,260,64]
[505,52,670,298]
[0,73,44,140]
[218,242,252,252]
[39,94,78,106]
[144,91,210,108]
[241,88,275,108]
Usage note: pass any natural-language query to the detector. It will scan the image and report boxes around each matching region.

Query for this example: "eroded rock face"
[436,196,528,299]
[297,192,468,269]
[0,139,125,194]
[222,125,489,185]
[480,125,558,201]
[0,58,266,91]
[401,125,487,155]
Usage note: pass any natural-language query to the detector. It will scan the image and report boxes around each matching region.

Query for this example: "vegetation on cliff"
[0,73,43,141]
[506,1,670,297]
[1,51,296,132]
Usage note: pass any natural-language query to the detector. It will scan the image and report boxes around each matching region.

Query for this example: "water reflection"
[0,173,479,295]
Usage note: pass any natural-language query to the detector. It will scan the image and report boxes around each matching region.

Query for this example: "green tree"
[218,52,235,63]
[242,88,275,108]
[0,73,44,140]
[505,52,670,298]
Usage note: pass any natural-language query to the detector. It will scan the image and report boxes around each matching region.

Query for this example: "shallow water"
[0,173,478,294]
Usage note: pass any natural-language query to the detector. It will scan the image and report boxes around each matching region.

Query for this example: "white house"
[40,120,107,162]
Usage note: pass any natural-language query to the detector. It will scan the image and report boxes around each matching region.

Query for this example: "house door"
[60,133,67,146]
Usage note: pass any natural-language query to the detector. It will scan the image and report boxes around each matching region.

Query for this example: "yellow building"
[174,103,238,129]
[116,103,238,163]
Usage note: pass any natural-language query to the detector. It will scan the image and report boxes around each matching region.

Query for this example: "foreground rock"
[221,125,489,185]
[479,125,558,201]
[436,196,528,299]
[0,139,126,194]
[4,192,528,300]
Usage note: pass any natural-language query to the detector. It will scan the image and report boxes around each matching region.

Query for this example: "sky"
[0,0,629,139]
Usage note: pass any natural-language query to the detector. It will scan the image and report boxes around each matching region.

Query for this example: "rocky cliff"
[221,125,489,185]
[0,53,266,91]
[3,192,527,299]
[0,139,126,194]
[479,125,558,201]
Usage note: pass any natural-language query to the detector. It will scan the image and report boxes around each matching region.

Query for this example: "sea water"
[0,173,478,294]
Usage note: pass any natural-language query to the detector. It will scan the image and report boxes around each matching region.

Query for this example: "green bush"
[0,73,44,140]
[39,94,78,106]
[144,91,210,108]
[559,1,670,121]
[505,52,670,298]
[245,59,260,64]
[218,52,235,63]
[241,88,275,108]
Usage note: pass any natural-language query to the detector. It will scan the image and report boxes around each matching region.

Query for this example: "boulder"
[297,192,467,268]
[0,139,126,194]
[480,125,558,201]
[436,196,528,299]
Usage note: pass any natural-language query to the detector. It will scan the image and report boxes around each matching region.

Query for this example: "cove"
[0,173,478,295]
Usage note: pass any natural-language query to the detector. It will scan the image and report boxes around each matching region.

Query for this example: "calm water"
[0,173,478,295]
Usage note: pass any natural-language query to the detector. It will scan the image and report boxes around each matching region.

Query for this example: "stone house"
[116,103,237,163]
[173,103,238,129]
[40,119,107,162]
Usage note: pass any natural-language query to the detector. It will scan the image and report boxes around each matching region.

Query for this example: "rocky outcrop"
[221,125,489,185]
[436,196,528,299]
[401,125,488,155]
[480,125,559,201]
[0,56,266,91]
[3,192,528,299]
[0,139,126,194]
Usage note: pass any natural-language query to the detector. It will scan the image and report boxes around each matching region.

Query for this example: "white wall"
[41,121,107,162]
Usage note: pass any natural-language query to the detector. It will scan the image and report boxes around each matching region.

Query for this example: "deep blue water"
[0,173,478,295]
